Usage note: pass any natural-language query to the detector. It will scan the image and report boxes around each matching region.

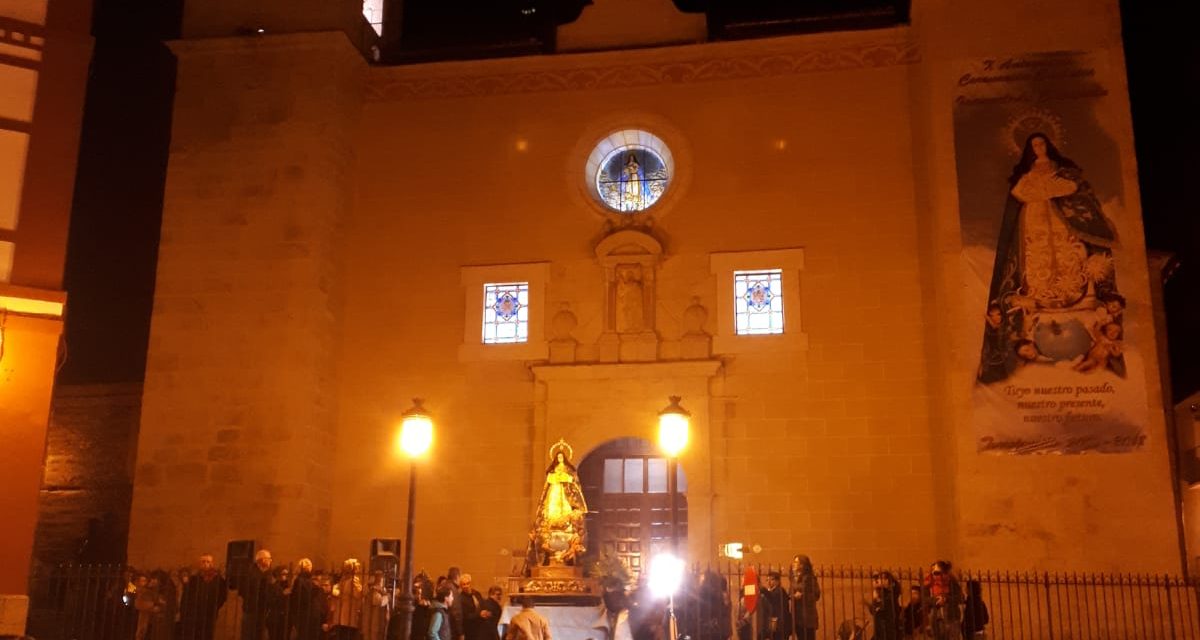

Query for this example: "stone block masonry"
[127,32,365,568]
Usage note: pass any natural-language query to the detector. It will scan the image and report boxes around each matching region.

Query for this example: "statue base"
[509,566,599,606]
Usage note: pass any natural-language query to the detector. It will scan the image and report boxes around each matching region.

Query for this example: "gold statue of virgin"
[531,439,588,566]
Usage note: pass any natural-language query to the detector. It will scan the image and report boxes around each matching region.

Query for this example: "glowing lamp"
[647,553,685,600]
[657,396,690,457]
[396,398,433,458]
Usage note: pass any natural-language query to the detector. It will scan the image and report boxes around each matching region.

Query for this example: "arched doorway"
[578,437,688,577]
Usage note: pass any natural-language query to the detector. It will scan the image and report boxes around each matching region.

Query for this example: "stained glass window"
[734,269,784,335]
[596,145,669,213]
[482,282,529,344]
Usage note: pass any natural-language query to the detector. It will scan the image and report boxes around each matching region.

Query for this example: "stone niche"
[594,228,662,363]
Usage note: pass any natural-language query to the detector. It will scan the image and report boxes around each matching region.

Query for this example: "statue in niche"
[530,439,588,567]
[615,264,645,333]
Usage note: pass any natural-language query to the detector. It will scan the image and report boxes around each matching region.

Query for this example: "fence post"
[1043,571,1055,640]
[1167,573,1178,640]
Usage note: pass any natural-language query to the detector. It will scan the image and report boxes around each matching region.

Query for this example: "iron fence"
[25,561,1200,640]
[678,562,1200,640]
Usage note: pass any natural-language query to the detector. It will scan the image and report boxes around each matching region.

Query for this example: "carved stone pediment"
[594,228,663,267]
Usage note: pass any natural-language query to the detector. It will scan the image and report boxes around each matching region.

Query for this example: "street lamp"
[394,398,434,640]
[658,396,690,556]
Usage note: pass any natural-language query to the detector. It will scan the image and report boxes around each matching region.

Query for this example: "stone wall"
[127,32,365,567]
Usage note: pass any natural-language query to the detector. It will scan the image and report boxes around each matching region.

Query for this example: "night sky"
[56,1,1200,401]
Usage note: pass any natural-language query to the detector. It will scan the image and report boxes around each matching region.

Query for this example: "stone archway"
[578,437,689,577]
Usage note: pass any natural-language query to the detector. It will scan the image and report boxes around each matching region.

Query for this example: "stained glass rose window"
[586,130,674,214]
[596,146,670,213]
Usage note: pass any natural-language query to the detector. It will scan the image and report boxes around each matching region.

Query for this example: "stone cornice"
[367,31,919,102]
[167,30,362,61]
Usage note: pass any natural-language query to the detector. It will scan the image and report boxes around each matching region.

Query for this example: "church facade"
[127,0,1184,580]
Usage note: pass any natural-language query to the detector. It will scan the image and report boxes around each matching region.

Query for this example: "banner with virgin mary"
[953,51,1149,454]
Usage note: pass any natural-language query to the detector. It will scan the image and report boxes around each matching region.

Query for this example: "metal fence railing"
[676,562,1200,640]
[26,560,1200,640]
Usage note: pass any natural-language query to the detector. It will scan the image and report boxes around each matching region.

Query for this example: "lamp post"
[394,398,434,640]
[657,395,690,556]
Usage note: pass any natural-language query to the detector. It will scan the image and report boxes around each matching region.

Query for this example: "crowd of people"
[726,557,988,640]
[90,552,535,640]
[858,561,989,640]
[84,553,988,640]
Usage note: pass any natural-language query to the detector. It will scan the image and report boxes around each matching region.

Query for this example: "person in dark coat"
[266,567,291,640]
[291,560,324,640]
[867,572,901,640]
[458,574,484,640]
[446,568,465,640]
[179,554,228,640]
[237,549,274,640]
[900,586,925,639]
[960,581,988,640]
[789,555,821,640]
[318,572,336,636]
[758,571,791,640]
[477,587,503,640]
[692,570,731,640]
[405,574,435,640]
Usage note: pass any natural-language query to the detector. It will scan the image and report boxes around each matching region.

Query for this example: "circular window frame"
[570,122,689,224]
[587,130,674,215]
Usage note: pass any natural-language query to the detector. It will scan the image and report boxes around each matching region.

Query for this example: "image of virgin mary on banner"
[977,129,1123,384]
[954,51,1148,454]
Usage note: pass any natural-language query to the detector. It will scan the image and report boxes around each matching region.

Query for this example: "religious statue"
[531,439,588,567]
[615,264,645,334]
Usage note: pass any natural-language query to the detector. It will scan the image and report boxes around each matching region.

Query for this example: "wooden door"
[580,438,688,578]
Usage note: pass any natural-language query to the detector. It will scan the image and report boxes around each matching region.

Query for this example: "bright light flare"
[647,553,685,599]
[396,399,433,458]
[657,396,691,457]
